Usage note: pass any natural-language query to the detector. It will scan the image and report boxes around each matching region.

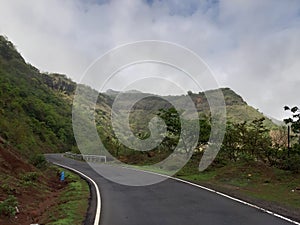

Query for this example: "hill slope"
[0,35,278,159]
[0,36,77,157]
[103,88,276,128]
[0,36,88,224]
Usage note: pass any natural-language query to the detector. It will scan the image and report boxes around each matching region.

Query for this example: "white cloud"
[0,0,299,119]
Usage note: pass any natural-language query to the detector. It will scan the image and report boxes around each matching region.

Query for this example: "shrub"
[0,184,16,195]
[20,172,39,182]
[280,155,300,173]
[238,152,256,163]
[29,154,47,169]
[0,195,18,217]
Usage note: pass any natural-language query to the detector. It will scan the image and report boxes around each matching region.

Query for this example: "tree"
[157,108,210,157]
[198,114,211,145]
[221,122,241,162]
[157,108,181,153]
[220,118,272,163]
[245,118,272,160]
[284,106,300,144]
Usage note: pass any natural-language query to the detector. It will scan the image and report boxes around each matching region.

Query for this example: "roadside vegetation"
[0,141,89,225]
[39,168,90,225]
[150,106,300,219]
[1,34,300,222]
[98,104,300,220]
[0,35,77,159]
[177,158,300,220]
[0,35,90,225]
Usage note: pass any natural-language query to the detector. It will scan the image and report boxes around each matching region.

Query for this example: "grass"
[111,154,300,211]
[42,169,90,225]
[110,157,300,212]
[176,160,300,210]
[63,154,300,215]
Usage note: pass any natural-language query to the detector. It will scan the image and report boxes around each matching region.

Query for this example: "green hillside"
[0,35,277,160]
[0,36,92,225]
[0,36,77,157]
[104,88,276,129]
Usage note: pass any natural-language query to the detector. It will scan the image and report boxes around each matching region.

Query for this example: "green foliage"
[177,159,300,210]
[226,105,276,128]
[219,117,300,173]
[281,156,300,173]
[41,170,89,225]
[157,108,181,152]
[29,154,47,169]
[0,36,24,62]
[273,145,300,173]
[1,184,16,195]
[0,36,281,173]
[221,118,272,163]
[105,88,274,129]
[244,118,272,159]
[20,172,39,182]
[0,195,18,217]
[284,105,300,144]
[198,114,211,144]
[0,35,77,158]
[221,122,241,162]
[157,108,211,155]
[158,108,181,134]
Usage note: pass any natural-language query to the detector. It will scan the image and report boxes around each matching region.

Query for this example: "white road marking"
[53,162,101,225]
[53,157,300,225]
[119,165,300,225]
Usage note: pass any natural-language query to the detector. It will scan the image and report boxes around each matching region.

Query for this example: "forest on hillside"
[1,35,300,173]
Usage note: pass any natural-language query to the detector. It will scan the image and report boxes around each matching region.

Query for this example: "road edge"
[52,162,101,225]
[119,165,300,225]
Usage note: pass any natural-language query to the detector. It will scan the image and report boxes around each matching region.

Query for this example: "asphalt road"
[45,154,296,225]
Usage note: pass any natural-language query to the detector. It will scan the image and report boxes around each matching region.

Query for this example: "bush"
[275,146,300,173]
[0,184,16,195]
[20,172,39,182]
[238,152,256,163]
[29,154,47,169]
[280,155,300,173]
[0,195,18,217]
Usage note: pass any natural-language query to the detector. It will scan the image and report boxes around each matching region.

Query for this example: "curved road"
[46,154,296,225]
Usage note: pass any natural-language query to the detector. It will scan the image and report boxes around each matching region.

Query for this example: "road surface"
[45,154,297,225]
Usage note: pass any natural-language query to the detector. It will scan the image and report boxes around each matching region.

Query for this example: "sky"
[0,0,300,120]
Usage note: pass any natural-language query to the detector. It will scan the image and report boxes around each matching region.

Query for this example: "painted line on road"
[121,165,300,225]
[171,176,300,225]
[53,162,101,225]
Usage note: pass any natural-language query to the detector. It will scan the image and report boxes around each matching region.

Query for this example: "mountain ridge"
[0,35,278,160]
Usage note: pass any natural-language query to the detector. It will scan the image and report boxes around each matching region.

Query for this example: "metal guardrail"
[83,155,107,163]
[65,152,107,163]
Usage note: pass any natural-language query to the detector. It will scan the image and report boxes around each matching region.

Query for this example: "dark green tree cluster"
[220,115,300,173]
[284,106,300,144]
[282,106,300,171]
[95,107,211,163]
[221,118,272,163]
[156,108,211,158]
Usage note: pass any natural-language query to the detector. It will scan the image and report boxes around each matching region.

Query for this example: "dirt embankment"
[0,139,67,225]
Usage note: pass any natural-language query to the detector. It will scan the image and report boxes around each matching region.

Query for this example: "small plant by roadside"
[19,172,39,186]
[20,172,38,182]
[0,184,16,195]
[29,154,47,169]
[0,195,18,217]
